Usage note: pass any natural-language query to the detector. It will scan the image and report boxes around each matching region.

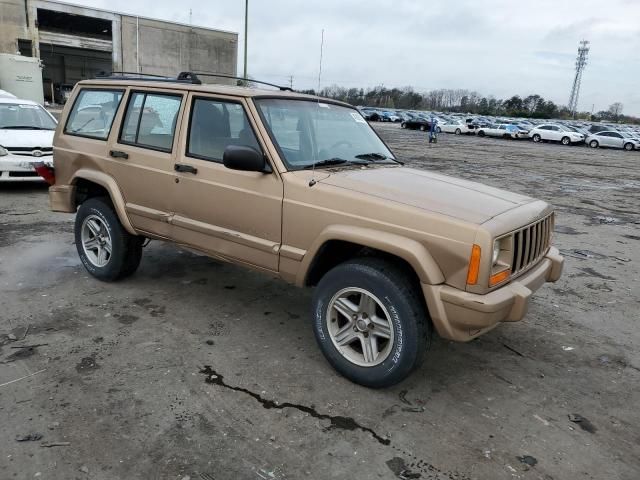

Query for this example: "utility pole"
[289,75,293,89]
[568,40,589,118]
[243,0,248,80]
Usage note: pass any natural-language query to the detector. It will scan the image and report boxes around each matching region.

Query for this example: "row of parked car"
[359,107,640,151]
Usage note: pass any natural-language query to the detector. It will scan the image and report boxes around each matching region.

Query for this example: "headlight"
[492,240,501,265]
[0,146,8,157]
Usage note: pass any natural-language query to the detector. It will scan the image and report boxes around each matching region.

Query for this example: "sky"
[65,0,640,115]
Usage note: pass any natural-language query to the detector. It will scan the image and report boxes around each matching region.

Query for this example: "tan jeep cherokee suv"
[47,73,564,388]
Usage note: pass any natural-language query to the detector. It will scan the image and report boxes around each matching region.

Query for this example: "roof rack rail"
[181,72,293,91]
[95,71,198,84]
[93,71,292,91]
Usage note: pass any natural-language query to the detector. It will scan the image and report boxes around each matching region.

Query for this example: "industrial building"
[0,0,238,103]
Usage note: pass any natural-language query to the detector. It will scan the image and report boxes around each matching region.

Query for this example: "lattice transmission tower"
[568,40,589,117]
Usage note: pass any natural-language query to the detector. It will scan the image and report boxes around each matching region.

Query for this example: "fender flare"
[298,225,445,286]
[71,169,136,235]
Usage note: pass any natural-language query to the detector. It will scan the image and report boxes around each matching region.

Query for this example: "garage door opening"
[36,9,114,104]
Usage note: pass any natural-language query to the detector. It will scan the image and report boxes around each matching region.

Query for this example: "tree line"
[295,85,638,124]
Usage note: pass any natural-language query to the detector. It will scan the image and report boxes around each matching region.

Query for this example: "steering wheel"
[330,140,353,149]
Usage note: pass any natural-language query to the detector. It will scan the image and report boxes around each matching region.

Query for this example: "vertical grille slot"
[507,214,553,277]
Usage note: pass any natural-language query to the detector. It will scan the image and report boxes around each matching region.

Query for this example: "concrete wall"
[0,0,29,54]
[120,16,238,81]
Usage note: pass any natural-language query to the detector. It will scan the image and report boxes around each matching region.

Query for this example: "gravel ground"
[0,123,638,480]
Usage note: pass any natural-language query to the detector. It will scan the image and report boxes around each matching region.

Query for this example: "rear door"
[108,89,186,237]
[169,93,283,272]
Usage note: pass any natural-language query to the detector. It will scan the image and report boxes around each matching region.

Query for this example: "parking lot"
[1,123,639,479]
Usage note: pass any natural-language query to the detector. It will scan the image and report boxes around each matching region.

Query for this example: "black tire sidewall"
[590,140,598,148]
[533,134,541,142]
[562,136,570,145]
[75,198,129,281]
[312,263,423,388]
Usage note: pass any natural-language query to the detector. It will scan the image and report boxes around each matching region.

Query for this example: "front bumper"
[0,155,53,182]
[423,247,564,341]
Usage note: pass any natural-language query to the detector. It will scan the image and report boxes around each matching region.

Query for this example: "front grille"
[5,147,53,157]
[511,214,553,275]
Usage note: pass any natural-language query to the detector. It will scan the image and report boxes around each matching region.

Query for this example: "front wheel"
[589,140,599,148]
[478,130,485,137]
[561,136,571,146]
[455,128,461,135]
[75,197,143,281]
[624,142,634,151]
[436,126,442,133]
[419,124,427,131]
[401,122,406,129]
[311,258,430,388]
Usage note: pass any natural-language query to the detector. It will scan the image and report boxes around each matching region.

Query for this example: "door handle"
[174,163,198,174]
[109,150,129,159]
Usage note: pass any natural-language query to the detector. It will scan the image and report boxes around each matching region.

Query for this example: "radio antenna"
[309,28,324,187]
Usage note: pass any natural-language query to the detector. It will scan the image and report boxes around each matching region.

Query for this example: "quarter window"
[65,89,123,140]
[119,92,182,152]
[187,98,261,162]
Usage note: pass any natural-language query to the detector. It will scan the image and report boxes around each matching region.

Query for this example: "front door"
[107,89,186,238]
[170,93,283,272]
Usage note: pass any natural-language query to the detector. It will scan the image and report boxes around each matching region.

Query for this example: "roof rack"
[182,72,293,91]
[95,71,197,84]
[93,71,293,91]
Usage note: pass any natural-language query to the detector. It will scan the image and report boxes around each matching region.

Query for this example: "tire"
[419,124,427,131]
[624,142,634,151]
[436,127,442,133]
[311,257,430,388]
[455,128,461,135]
[75,197,143,281]
[532,134,541,142]
[561,136,571,146]
[478,130,485,137]
[589,140,599,148]
[401,122,406,129]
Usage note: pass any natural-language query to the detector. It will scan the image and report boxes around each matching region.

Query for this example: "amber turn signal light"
[466,244,481,285]
[489,269,510,286]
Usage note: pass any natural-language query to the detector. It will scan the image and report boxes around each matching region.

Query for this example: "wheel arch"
[299,225,445,287]
[71,169,136,234]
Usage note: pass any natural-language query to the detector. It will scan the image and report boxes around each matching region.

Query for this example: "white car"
[440,121,474,135]
[586,131,640,151]
[528,124,584,145]
[0,97,57,181]
[476,124,520,139]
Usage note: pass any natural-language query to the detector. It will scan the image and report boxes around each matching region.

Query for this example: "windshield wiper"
[302,158,351,169]
[2,126,51,130]
[354,152,402,164]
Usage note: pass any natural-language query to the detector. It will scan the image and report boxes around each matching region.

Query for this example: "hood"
[319,167,534,224]
[0,129,55,149]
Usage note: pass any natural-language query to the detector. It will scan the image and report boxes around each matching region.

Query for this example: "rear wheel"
[624,142,634,151]
[589,140,599,148]
[455,128,461,135]
[401,122,406,129]
[419,124,427,132]
[75,197,143,281]
[532,134,541,142]
[561,136,571,146]
[312,257,430,388]
[436,126,442,133]
[478,130,485,137]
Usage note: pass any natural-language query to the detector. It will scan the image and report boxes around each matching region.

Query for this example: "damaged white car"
[0,97,57,182]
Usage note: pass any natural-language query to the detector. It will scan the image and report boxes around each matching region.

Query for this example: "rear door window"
[119,92,182,152]
[65,89,124,140]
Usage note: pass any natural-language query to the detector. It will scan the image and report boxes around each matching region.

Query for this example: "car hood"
[319,166,534,224]
[0,129,55,149]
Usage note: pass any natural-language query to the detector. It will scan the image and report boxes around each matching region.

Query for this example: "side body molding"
[71,169,136,234]
[297,225,445,286]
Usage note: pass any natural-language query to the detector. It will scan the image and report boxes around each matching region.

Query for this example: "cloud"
[63,0,640,115]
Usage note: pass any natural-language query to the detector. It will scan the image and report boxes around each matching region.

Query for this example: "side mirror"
[222,145,271,173]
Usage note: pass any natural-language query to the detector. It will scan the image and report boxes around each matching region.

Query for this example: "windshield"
[0,103,57,130]
[255,99,396,170]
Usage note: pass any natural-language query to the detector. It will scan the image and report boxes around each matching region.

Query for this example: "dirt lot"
[1,124,639,480]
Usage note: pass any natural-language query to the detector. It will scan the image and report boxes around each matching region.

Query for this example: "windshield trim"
[252,96,399,172]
